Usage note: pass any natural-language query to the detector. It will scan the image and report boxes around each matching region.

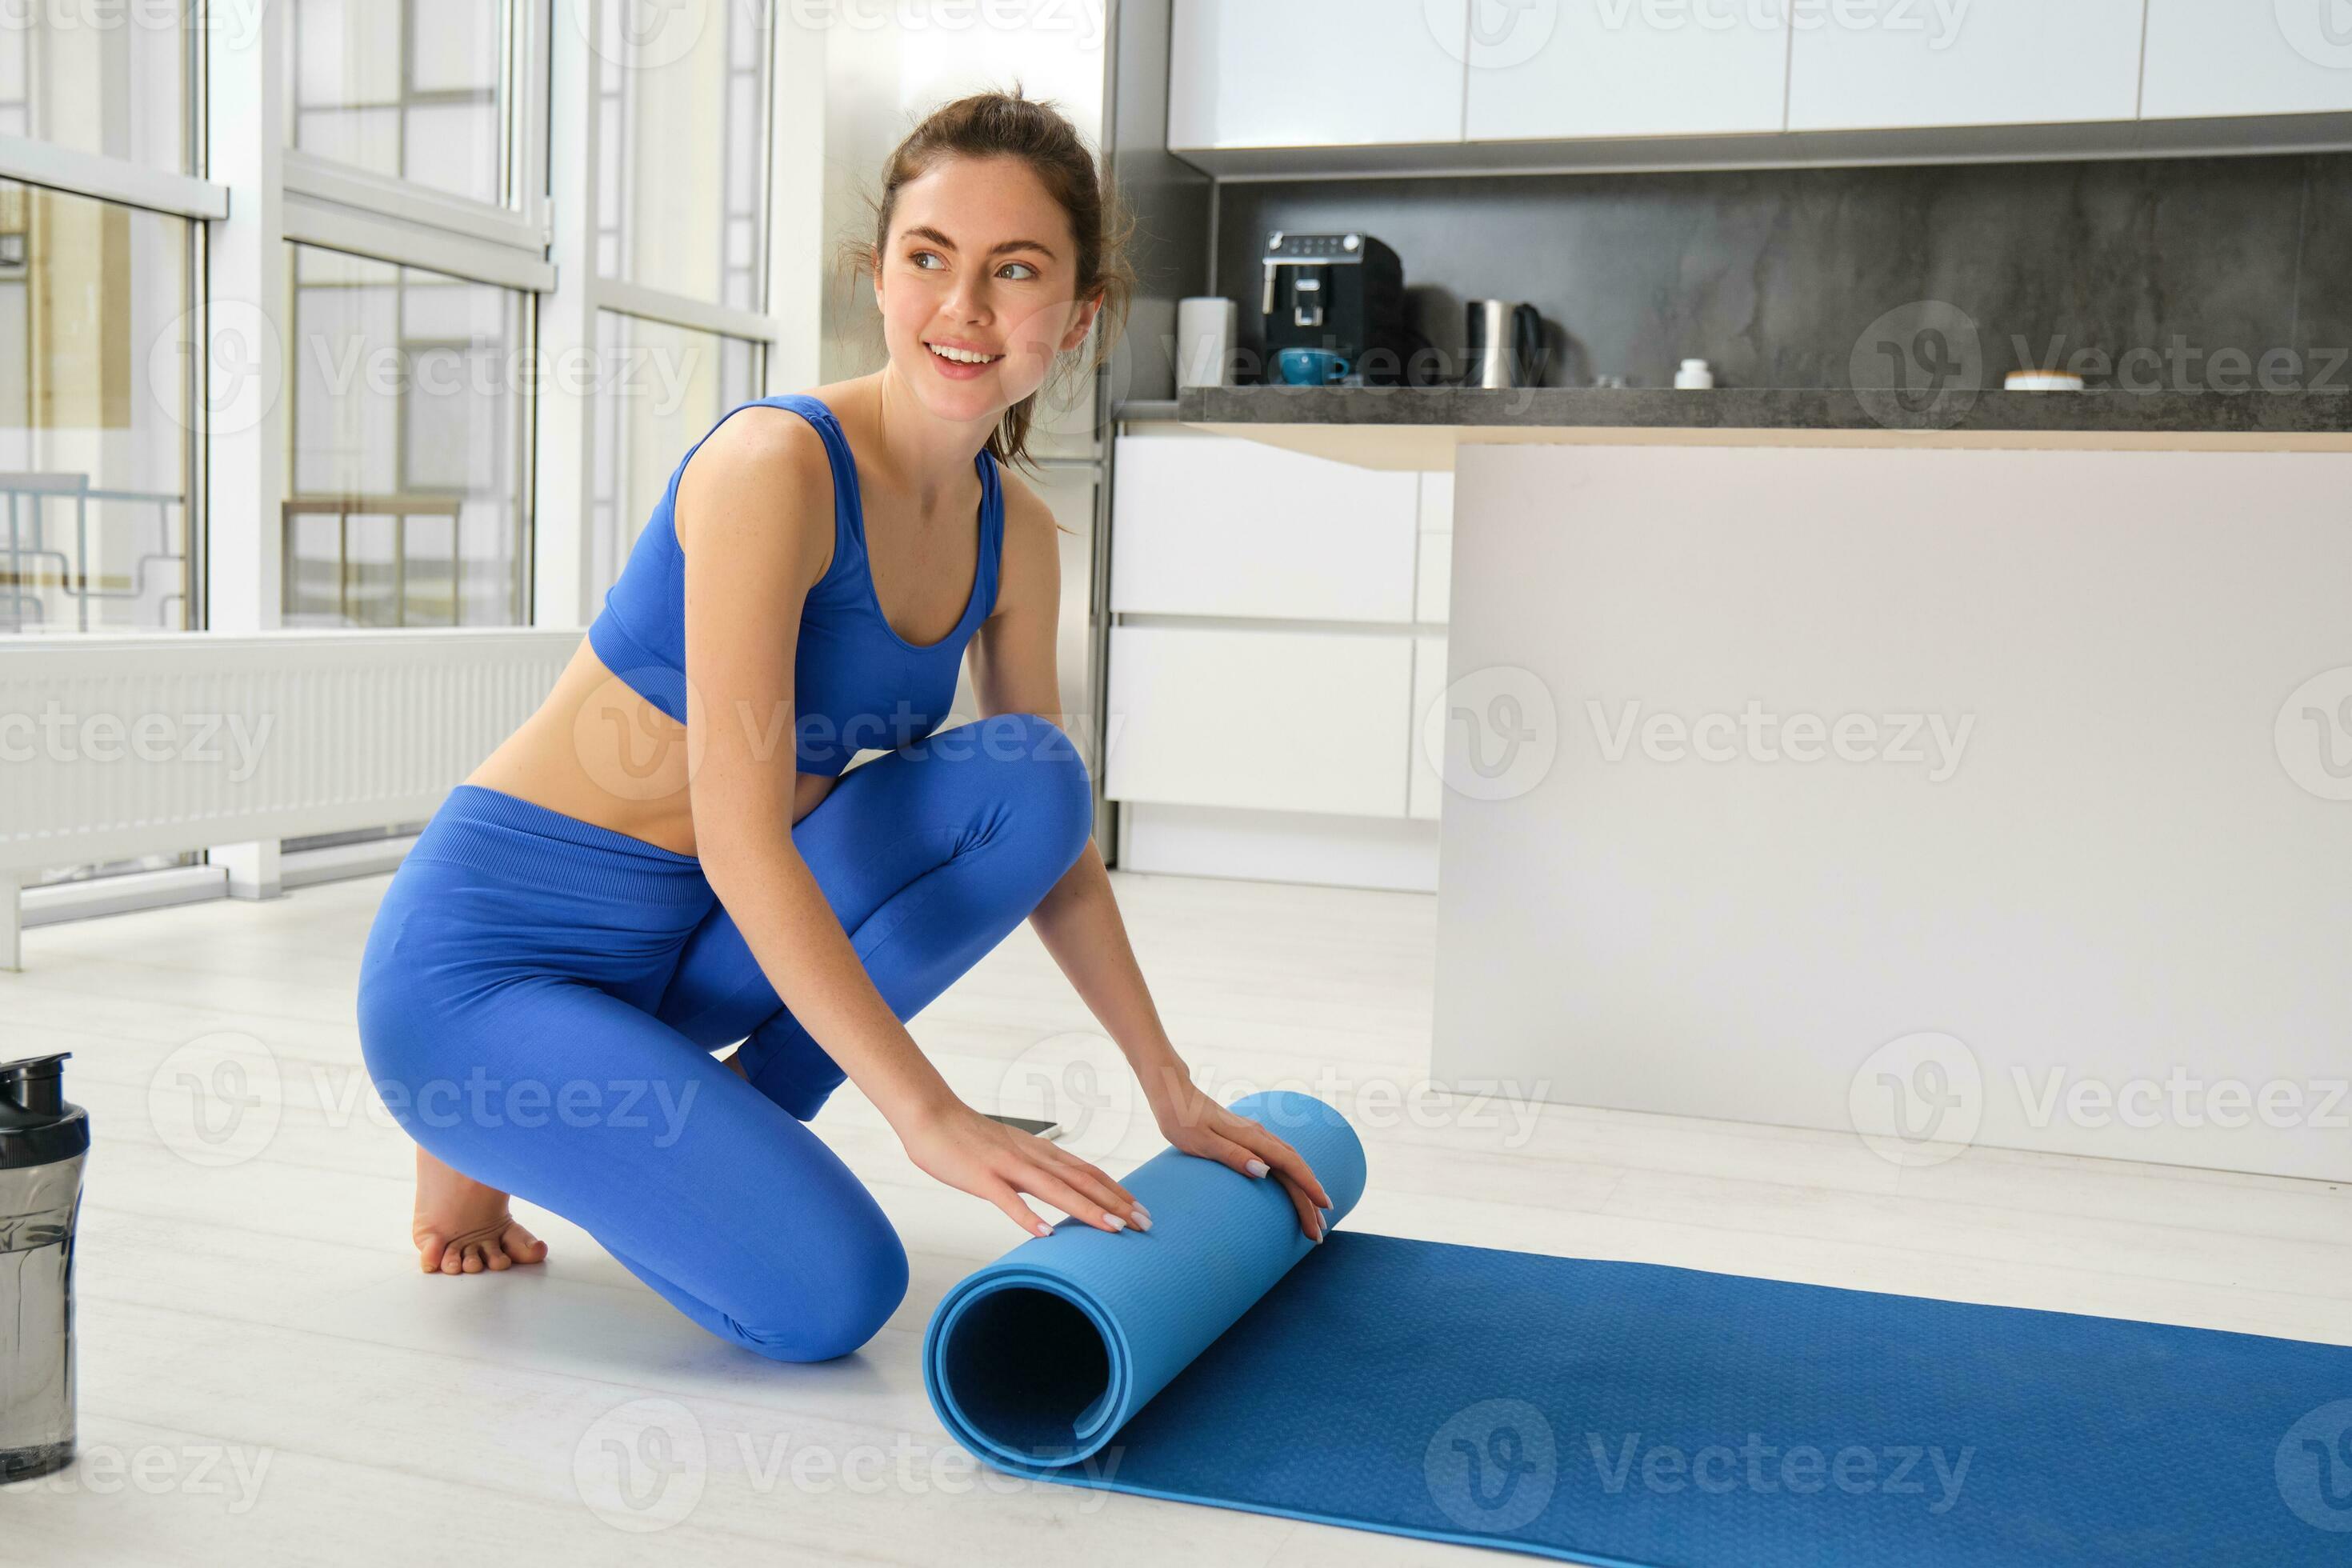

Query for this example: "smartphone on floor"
[982,1112,1063,1141]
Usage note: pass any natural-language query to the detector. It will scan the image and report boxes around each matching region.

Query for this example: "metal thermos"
[2,1052,89,1482]
[1466,298,1548,389]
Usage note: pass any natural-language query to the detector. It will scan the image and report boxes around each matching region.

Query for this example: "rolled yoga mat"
[923,1090,2352,1565]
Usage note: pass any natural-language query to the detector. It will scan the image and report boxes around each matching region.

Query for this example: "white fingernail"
[1104,1214,1126,1230]
[1246,1158,1270,1177]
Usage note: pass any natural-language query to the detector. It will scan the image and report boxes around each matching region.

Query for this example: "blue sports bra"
[586,392,1005,776]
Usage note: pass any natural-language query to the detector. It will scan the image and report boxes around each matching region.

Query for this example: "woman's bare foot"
[412,1146,549,1275]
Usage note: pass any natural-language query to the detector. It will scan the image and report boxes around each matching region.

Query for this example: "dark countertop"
[1147,385,2352,467]
[1170,384,2352,438]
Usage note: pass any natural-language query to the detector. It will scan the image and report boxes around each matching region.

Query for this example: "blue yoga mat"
[923,1091,2352,1564]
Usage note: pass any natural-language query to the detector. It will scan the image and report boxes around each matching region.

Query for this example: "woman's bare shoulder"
[674,403,836,569]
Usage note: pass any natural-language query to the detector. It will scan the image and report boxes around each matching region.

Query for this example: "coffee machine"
[1259,231,1414,386]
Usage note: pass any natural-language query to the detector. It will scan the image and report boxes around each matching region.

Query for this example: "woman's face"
[874,154,1101,425]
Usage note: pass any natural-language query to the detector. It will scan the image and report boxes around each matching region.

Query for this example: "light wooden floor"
[1,865,2346,1567]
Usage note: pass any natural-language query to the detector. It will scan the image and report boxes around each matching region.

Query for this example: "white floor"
[1,865,2346,1567]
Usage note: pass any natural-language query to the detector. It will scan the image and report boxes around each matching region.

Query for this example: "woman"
[356,90,1331,1363]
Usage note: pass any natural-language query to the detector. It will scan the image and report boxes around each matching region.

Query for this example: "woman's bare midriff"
[462,635,838,856]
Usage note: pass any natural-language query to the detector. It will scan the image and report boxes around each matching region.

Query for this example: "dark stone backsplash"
[1212,154,2352,393]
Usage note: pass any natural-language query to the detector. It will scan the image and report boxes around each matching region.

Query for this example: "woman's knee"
[958,711,1093,871]
[730,1210,910,1362]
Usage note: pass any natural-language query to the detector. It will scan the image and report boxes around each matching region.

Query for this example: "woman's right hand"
[898,1098,1151,1240]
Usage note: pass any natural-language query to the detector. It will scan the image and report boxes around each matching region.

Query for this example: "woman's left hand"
[1146,1074,1335,1242]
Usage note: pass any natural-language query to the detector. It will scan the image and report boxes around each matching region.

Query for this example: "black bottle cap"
[0,1052,91,1170]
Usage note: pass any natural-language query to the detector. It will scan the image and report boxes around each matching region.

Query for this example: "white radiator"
[2,629,578,963]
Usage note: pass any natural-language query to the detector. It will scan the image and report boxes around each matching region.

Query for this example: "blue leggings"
[355,713,1094,1362]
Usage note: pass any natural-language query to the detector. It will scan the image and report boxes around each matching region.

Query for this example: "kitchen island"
[1174,386,2352,1184]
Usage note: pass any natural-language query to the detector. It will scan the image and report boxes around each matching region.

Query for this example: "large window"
[579,0,778,599]
[285,244,531,627]
[0,0,189,170]
[286,0,513,207]
[0,178,194,634]
[590,312,759,593]
[598,0,771,309]
[2,3,798,640]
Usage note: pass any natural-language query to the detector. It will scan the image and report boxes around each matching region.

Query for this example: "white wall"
[1433,443,2352,1182]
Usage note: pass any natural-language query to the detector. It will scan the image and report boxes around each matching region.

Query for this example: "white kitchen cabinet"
[1416,535,1451,624]
[1167,0,1470,150]
[1105,625,1413,817]
[1110,434,1418,622]
[2142,0,2352,119]
[1408,634,1448,821]
[1465,2,1789,140]
[1414,470,1452,625]
[1787,0,2146,132]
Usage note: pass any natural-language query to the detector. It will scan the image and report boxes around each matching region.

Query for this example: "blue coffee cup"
[1276,347,1350,386]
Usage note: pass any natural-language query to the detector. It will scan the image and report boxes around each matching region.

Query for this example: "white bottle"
[1675,358,1714,390]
